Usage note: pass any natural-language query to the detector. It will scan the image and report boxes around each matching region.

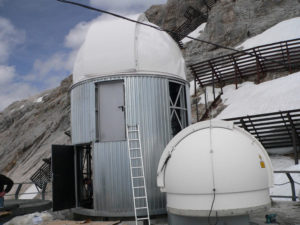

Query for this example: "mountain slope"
[0,76,71,183]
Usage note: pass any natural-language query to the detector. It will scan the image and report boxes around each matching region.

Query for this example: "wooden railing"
[190,38,300,88]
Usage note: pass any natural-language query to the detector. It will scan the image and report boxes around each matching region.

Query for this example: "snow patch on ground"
[217,71,300,119]
[182,23,206,44]
[19,184,38,199]
[237,17,300,49]
[270,155,300,200]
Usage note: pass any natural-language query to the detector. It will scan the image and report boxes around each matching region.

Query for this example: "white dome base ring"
[167,188,271,217]
[168,213,250,225]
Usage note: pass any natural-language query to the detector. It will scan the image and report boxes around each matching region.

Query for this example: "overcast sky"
[0,0,166,110]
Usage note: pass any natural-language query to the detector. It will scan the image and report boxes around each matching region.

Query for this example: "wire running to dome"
[57,0,285,67]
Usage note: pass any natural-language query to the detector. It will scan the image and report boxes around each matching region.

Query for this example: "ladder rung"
[129,139,139,141]
[137,217,149,221]
[132,176,144,179]
[135,196,146,199]
[133,186,145,189]
[128,130,139,132]
[136,207,148,210]
[132,166,142,169]
[131,157,142,159]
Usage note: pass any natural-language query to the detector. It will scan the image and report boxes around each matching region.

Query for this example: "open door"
[52,145,76,211]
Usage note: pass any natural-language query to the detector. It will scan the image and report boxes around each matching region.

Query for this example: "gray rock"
[0,75,72,184]
[184,0,300,80]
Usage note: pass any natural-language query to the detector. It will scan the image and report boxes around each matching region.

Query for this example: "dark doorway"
[75,144,93,209]
[52,145,76,211]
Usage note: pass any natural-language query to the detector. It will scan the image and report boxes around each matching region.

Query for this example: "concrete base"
[168,213,250,225]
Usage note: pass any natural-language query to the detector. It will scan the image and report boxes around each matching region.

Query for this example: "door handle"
[118,106,125,112]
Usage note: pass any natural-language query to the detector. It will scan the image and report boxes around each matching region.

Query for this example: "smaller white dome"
[73,14,186,84]
[157,120,273,217]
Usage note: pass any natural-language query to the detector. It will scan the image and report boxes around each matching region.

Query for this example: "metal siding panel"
[71,82,95,144]
[71,75,188,216]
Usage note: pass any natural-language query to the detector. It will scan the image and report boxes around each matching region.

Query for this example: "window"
[169,81,188,136]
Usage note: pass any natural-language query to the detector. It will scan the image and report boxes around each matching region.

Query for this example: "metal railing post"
[286,172,297,201]
[15,183,23,200]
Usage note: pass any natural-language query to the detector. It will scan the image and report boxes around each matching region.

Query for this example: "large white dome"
[157,120,273,217]
[73,14,186,84]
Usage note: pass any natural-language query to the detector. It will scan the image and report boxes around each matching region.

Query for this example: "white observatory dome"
[73,14,186,84]
[157,120,273,217]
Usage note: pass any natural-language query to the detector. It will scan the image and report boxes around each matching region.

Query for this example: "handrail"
[5,182,51,200]
[271,170,300,201]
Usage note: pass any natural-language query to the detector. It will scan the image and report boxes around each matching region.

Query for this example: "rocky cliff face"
[146,0,300,81]
[0,76,72,183]
[184,0,300,66]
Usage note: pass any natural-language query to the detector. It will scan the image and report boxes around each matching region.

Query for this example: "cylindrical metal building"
[70,14,191,217]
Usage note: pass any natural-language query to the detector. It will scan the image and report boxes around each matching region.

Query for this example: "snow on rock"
[182,23,206,44]
[198,86,221,104]
[237,17,300,50]
[270,155,300,200]
[35,96,44,103]
[217,71,300,119]
[189,80,195,96]
[19,184,38,199]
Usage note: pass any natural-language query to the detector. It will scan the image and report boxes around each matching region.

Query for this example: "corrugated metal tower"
[64,14,190,217]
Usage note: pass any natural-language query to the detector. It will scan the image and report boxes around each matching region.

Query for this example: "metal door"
[52,145,76,211]
[97,80,126,142]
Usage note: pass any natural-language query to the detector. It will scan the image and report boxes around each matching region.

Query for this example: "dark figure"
[0,174,13,208]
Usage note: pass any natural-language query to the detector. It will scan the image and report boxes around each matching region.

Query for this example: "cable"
[57,0,285,67]
[274,181,291,186]
[208,189,218,225]
[207,93,218,225]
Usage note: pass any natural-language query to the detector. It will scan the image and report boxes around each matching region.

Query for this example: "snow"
[217,71,300,119]
[198,86,222,104]
[19,105,24,109]
[35,96,43,103]
[236,17,300,49]
[270,155,300,200]
[182,23,206,44]
[19,184,38,199]
[189,80,195,96]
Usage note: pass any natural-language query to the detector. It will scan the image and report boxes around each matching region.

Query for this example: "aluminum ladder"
[126,124,151,225]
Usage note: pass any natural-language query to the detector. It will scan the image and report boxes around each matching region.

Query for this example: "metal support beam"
[285,41,292,73]
[286,173,297,201]
[194,77,199,122]
[15,183,22,200]
[253,49,265,84]
[287,113,299,164]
